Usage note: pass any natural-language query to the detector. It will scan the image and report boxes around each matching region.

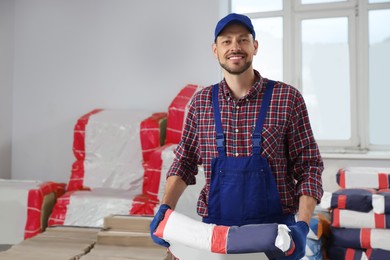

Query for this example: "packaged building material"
[337,167,390,189]
[154,209,294,258]
[134,143,205,219]
[165,84,202,144]
[332,208,390,229]
[0,179,65,244]
[68,109,167,191]
[49,189,139,227]
[331,226,390,251]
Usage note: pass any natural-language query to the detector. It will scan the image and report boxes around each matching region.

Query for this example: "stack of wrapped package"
[0,179,65,245]
[48,109,167,228]
[132,84,204,217]
[325,167,390,259]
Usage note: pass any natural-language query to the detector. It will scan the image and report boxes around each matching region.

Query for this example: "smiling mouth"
[227,53,245,61]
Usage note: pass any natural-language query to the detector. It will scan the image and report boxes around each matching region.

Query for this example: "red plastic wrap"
[165,84,200,144]
[73,109,103,161]
[140,112,167,162]
[24,182,66,239]
[67,110,166,191]
[47,191,76,227]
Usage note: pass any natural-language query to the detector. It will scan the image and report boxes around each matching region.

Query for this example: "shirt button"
[235,152,239,157]
[235,129,239,133]
[236,106,240,109]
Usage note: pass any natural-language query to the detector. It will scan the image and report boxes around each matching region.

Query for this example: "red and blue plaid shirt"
[167,71,323,216]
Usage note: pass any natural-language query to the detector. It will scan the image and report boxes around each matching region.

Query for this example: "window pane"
[231,0,282,13]
[369,0,390,3]
[301,0,347,4]
[301,17,350,140]
[252,17,283,81]
[369,9,390,145]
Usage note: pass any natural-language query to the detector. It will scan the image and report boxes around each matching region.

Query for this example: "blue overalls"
[203,80,295,227]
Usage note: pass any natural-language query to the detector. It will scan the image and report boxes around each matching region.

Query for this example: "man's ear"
[212,43,218,58]
[253,39,259,56]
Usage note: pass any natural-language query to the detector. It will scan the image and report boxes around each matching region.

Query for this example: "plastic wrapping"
[331,227,390,251]
[165,84,202,144]
[332,209,390,229]
[373,190,390,214]
[0,180,65,244]
[337,167,390,189]
[68,109,166,191]
[50,188,139,228]
[154,209,293,257]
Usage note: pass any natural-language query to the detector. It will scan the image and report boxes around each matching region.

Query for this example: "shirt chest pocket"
[261,126,282,158]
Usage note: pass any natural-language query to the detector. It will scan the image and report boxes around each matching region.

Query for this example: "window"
[231,0,390,152]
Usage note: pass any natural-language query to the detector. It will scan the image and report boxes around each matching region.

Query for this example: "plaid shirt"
[167,71,323,217]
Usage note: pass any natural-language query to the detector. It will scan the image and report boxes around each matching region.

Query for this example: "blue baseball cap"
[214,13,256,42]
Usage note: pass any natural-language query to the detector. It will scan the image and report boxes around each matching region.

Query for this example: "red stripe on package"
[24,182,66,239]
[378,173,389,190]
[153,209,174,238]
[345,248,356,260]
[130,194,158,216]
[165,84,200,144]
[360,228,371,249]
[73,109,103,161]
[333,208,340,228]
[338,195,347,209]
[339,169,346,188]
[48,191,76,227]
[374,213,385,229]
[211,226,229,254]
[67,160,88,191]
[140,112,167,162]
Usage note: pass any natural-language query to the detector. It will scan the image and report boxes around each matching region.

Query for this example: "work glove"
[276,221,309,260]
[150,204,171,247]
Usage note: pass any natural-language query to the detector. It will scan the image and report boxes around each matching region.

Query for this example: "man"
[151,13,323,260]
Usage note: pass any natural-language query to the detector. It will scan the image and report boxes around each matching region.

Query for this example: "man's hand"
[150,204,171,247]
[280,221,309,260]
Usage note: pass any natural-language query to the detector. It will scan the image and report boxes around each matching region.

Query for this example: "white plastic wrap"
[83,161,143,191]
[0,180,41,244]
[64,188,139,227]
[83,110,148,190]
[84,110,150,162]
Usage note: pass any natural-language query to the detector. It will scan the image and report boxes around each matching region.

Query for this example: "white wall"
[11,0,223,183]
[0,0,14,179]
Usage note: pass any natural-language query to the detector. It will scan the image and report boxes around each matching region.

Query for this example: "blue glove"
[277,221,309,260]
[150,204,171,247]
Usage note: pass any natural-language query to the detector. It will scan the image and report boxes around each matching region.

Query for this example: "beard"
[219,58,252,75]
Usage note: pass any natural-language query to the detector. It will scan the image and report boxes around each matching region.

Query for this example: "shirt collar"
[220,70,264,101]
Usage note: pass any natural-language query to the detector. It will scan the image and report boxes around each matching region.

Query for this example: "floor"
[0,244,12,251]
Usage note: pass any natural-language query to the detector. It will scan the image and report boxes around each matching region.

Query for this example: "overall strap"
[212,84,225,156]
[252,80,275,155]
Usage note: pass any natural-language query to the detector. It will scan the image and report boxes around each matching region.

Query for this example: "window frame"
[230,0,390,153]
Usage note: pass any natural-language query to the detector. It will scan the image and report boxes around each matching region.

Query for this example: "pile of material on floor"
[324,167,390,259]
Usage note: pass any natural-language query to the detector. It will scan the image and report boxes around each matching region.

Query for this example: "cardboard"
[103,215,153,232]
[79,244,172,260]
[97,230,157,248]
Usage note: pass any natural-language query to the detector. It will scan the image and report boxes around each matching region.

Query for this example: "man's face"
[213,23,258,75]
